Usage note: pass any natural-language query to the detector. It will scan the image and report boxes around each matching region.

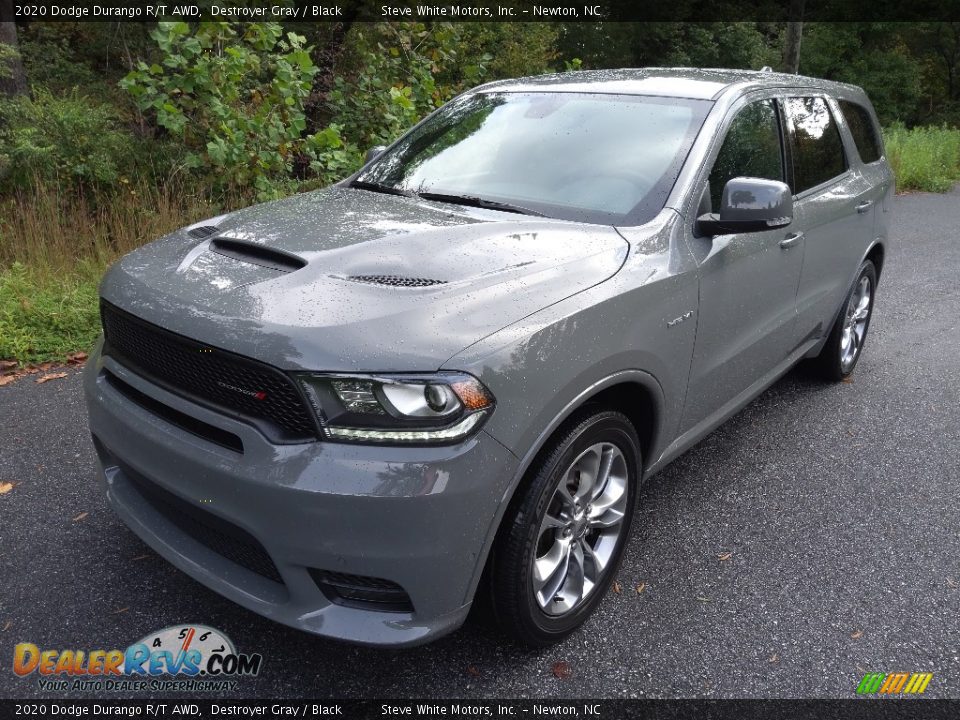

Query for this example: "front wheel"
[490,410,640,647]
[812,260,877,381]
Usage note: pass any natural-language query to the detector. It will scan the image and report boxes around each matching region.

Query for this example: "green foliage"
[18,36,97,90]
[801,24,924,125]
[884,123,960,192]
[458,24,559,79]
[0,89,142,193]
[121,22,332,196]
[19,21,155,92]
[0,261,102,363]
[328,23,491,152]
[0,43,19,80]
[560,22,769,72]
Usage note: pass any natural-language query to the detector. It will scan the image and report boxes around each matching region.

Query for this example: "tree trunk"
[0,17,27,98]
[781,0,805,74]
[782,22,803,74]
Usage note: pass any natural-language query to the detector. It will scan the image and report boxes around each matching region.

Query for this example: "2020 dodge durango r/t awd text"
[84,68,893,647]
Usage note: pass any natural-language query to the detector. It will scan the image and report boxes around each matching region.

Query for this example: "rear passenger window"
[708,99,784,211]
[838,100,882,163]
[784,97,847,193]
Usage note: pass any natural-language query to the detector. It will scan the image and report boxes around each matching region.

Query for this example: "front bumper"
[84,340,518,647]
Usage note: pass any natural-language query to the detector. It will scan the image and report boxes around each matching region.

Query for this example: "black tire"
[811,260,878,381]
[490,409,641,648]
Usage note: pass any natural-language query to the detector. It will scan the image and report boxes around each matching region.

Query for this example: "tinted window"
[357,92,711,225]
[838,99,882,163]
[708,99,783,211]
[784,97,847,193]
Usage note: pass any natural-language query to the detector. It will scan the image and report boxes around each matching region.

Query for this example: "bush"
[121,22,342,197]
[0,89,143,193]
[884,123,960,192]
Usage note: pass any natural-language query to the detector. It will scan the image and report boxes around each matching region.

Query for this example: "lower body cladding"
[84,345,519,647]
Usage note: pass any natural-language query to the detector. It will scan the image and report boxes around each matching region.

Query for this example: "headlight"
[296,372,495,445]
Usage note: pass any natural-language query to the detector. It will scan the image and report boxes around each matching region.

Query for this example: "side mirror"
[365,145,387,165]
[697,177,793,236]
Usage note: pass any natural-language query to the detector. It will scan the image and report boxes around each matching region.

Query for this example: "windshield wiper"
[417,191,544,217]
[348,180,415,197]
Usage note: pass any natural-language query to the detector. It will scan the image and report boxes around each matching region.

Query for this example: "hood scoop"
[187,225,220,239]
[209,238,306,274]
[345,274,448,288]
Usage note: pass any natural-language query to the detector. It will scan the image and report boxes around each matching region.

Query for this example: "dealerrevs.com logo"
[12,625,263,693]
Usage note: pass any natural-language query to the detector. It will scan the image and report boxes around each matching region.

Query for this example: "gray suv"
[84,68,893,647]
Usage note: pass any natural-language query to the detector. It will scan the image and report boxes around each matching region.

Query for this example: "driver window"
[707,99,784,212]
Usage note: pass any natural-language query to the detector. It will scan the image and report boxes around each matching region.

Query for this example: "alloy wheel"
[840,275,872,372]
[532,442,629,616]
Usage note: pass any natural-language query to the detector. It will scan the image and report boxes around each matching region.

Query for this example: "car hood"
[100,187,629,371]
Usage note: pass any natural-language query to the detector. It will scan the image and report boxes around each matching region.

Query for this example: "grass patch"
[0,261,102,363]
[0,180,250,364]
[884,124,960,192]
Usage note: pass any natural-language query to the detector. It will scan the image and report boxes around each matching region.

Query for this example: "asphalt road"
[2,188,959,701]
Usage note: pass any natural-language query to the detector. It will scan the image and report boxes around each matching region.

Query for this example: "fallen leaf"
[0,360,16,373]
[696,596,711,602]
[0,482,15,495]
[850,630,864,640]
[0,376,16,387]
[36,372,68,384]
[2,621,11,632]
[131,554,151,562]
[111,607,129,615]
[66,352,88,364]
[466,665,481,677]
[23,367,39,375]
[718,552,733,561]
[842,376,855,384]
[72,511,89,522]
[612,581,622,594]
[947,578,958,588]
[635,582,647,594]
[551,661,572,679]
[769,653,779,663]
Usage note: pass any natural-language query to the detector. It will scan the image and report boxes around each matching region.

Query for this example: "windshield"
[355,91,711,225]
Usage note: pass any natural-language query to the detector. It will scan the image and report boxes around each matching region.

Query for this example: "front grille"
[346,274,447,288]
[123,461,283,584]
[100,301,316,442]
[309,569,414,613]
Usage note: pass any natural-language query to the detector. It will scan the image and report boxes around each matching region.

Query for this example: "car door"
[680,96,806,433]
[784,95,874,342]
[835,96,895,259]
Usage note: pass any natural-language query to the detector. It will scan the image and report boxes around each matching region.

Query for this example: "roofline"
[469,67,867,102]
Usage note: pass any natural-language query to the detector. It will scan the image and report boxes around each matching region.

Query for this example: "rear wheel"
[812,260,877,381]
[490,410,640,647]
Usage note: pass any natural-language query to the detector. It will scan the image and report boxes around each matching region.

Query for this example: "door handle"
[856,200,873,214]
[780,232,803,250]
